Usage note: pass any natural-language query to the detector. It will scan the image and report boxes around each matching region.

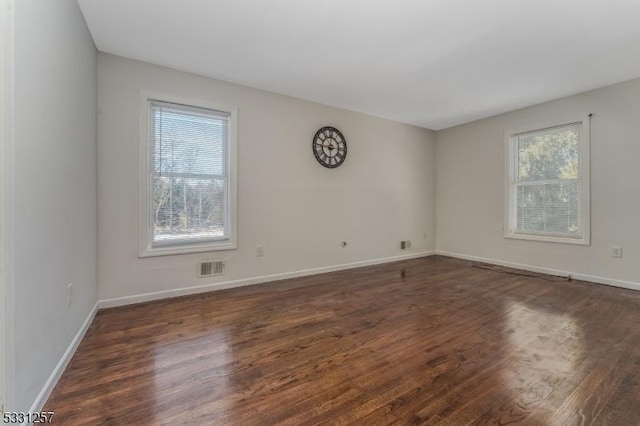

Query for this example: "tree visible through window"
[506,120,590,244]
[149,100,230,248]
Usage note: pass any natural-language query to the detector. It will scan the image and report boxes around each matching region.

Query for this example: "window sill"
[138,240,237,258]
[504,232,590,246]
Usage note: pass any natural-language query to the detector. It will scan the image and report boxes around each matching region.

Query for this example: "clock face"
[313,126,347,168]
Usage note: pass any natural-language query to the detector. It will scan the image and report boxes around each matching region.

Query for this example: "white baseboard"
[437,250,640,292]
[25,252,435,422]
[25,302,98,423]
[26,249,638,423]
[99,251,436,309]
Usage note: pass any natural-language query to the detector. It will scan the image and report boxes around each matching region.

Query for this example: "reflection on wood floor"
[44,256,640,425]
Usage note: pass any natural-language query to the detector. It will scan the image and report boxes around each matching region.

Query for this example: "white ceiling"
[77,0,640,130]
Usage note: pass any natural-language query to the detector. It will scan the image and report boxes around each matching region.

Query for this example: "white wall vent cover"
[198,260,225,277]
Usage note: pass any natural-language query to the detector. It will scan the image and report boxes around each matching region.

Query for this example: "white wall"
[0,0,14,411]
[97,54,436,301]
[13,0,97,412]
[436,78,640,286]
[7,0,638,412]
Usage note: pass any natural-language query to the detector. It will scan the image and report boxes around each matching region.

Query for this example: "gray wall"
[436,78,640,287]
[97,54,437,301]
[13,0,97,411]
[11,0,640,412]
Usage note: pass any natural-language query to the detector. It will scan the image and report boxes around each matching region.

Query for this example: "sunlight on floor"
[153,328,234,422]
[503,300,584,424]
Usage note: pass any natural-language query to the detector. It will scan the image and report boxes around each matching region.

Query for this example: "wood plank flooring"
[44,256,640,425]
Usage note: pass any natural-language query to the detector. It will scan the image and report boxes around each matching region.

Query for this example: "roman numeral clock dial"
[312,126,347,168]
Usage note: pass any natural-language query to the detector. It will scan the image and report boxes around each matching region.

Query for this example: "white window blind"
[149,100,230,248]
[506,120,590,245]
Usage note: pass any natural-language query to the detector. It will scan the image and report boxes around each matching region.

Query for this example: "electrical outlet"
[400,240,411,250]
[67,283,73,307]
[611,246,623,258]
[256,245,264,257]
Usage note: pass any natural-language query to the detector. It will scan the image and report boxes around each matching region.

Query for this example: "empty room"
[2,0,640,424]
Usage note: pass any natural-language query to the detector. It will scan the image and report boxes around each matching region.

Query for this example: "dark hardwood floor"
[44,256,640,425]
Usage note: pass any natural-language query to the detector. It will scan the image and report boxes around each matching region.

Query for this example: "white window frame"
[138,91,238,257]
[504,116,590,245]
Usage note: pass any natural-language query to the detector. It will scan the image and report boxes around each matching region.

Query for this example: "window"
[505,118,590,245]
[139,93,237,257]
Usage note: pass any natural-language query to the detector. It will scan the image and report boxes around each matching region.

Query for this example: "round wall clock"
[312,126,347,168]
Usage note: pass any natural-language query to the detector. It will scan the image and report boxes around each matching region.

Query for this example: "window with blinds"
[139,96,237,256]
[505,119,590,245]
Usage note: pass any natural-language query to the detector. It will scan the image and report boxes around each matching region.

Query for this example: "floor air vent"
[199,260,225,277]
